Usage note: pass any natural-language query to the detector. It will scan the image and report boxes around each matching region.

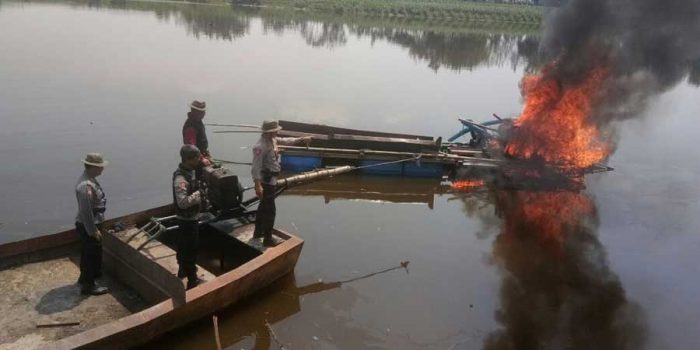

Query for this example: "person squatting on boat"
[183,100,212,167]
[75,153,109,295]
[173,144,205,289]
[251,120,311,247]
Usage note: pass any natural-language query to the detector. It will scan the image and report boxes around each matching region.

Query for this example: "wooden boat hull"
[0,205,303,349]
[275,120,495,178]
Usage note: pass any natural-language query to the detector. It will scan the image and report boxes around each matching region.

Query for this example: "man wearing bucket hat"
[173,144,205,288]
[183,100,212,166]
[75,153,109,295]
[251,120,311,247]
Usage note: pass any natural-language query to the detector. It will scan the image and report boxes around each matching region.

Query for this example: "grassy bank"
[238,0,543,24]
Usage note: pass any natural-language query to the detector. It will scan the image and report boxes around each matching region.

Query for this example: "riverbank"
[236,0,543,25]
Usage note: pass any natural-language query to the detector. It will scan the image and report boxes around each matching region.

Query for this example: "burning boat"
[242,117,613,184]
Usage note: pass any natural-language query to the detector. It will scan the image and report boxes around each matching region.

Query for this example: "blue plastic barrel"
[403,162,444,177]
[281,155,322,172]
[360,160,403,176]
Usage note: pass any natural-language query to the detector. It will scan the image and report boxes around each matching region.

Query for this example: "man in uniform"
[75,153,109,295]
[173,144,205,289]
[251,120,311,247]
[183,100,212,166]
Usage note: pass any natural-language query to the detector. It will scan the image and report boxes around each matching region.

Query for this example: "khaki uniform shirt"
[75,171,106,237]
[251,136,300,185]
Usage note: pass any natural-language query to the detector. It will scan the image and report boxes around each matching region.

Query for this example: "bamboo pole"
[277,166,355,187]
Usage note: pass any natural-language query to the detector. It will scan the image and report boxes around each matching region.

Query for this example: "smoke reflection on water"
[457,187,647,350]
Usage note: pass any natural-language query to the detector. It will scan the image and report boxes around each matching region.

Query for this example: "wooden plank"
[105,227,215,306]
[278,120,433,140]
[103,248,170,304]
[279,130,437,146]
[281,134,439,153]
[0,204,174,265]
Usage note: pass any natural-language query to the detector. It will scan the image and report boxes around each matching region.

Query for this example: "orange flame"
[505,65,611,169]
[451,179,486,190]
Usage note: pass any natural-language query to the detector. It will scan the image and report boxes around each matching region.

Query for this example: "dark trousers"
[176,219,200,279]
[76,222,102,286]
[255,184,277,240]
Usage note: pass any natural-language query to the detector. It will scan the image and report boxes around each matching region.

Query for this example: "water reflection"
[277,169,647,349]
[269,173,649,349]
[146,263,409,349]
[456,187,648,350]
[43,0,541,72]
[282,175,447,209]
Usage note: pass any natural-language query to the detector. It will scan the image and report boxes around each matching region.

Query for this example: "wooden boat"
[0,204,303,349]
[276,120,491,178]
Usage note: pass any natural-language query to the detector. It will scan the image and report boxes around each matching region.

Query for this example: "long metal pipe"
[278,145,489,162]
[205,123,261,129]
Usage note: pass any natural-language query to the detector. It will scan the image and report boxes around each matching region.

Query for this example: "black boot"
[262,234,278,247]
[178,266,198,279]
[187,276,204,289]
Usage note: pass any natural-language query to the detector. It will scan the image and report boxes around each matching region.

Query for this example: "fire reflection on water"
[457,186,647,350]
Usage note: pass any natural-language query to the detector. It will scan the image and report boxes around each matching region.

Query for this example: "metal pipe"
[213,130,263,134]
[205,123,261,129]
[214,159,253,166]
[458,118,500,132]
[278,145,478,161]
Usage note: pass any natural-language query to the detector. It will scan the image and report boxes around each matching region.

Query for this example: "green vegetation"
[238,0,543,24]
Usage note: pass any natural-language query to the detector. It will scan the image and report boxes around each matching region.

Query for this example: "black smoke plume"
[539,0,700,122]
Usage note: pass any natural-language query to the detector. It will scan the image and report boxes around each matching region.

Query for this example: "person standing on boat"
[173,144,205,289]
[75,153,109,295]
[251,120,311,247]
[182,100,212,166]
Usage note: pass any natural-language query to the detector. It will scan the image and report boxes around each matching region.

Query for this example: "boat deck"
[208,220,285,250]
[0,255,148,350]
[0,204,304,349]
[112,227,217,285]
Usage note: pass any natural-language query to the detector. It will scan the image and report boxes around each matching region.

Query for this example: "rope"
[355,155,421,169]
[265,320,289,350]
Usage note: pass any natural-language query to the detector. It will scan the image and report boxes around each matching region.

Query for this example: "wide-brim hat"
[189,100,206,112]
[261,120,282,133]
[82,153,109,167]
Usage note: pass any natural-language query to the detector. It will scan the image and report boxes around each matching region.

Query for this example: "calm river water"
[1,1,699,349]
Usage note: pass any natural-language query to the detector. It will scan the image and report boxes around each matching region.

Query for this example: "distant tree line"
[466,0,562,6]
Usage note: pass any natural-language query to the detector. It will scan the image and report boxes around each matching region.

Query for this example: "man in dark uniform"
[183,100,212,166]
[75,153,109,295]
[172,144,204,289]
[251,120,311,247]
